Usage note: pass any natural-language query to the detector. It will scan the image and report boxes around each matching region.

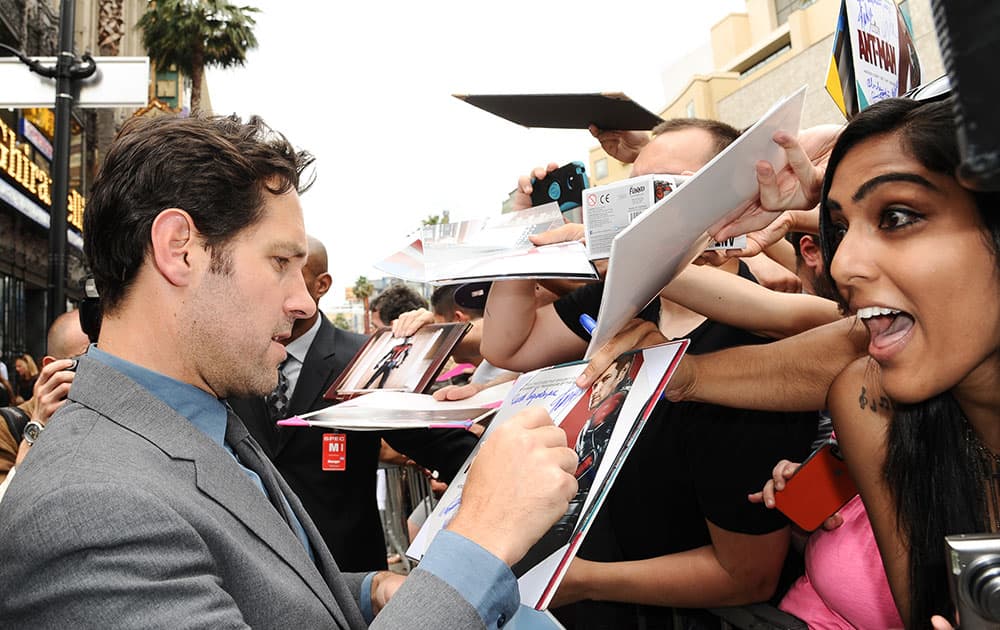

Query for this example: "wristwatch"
[23,420,45,446]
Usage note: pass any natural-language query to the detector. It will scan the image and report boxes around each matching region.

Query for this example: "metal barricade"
[378,464,438,573]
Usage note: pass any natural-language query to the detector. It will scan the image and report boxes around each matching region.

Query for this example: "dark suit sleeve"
[383,428,478,483]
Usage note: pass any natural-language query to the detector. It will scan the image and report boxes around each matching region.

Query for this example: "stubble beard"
[184,270,280,400]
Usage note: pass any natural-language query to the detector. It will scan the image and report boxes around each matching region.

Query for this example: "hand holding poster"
[373,203,599,284]
[407,340,688,610]
[584,87,806,358]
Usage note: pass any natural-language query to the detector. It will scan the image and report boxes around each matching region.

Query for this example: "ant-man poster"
[512,353,643,577]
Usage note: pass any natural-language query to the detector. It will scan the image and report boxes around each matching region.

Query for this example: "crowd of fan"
[0,86,995,630]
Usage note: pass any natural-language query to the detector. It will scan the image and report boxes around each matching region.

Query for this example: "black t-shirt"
[554,281,660,339]
[552,264,817,629]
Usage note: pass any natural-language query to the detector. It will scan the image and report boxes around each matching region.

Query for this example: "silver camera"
[946,533,1000,629]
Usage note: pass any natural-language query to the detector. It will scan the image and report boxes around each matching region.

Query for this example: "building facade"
[0,0,89,369]
[588,0,943,187]
[0,0,183,375]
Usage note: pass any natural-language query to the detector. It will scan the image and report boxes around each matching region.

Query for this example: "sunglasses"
[901,74,951,102]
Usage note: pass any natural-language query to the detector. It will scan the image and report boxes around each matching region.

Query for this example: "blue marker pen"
[579,313,597,337]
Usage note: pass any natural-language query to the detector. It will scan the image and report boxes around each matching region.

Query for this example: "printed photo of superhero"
[338,326,453,393]
[363,338,414,389]
[512,353,643,577]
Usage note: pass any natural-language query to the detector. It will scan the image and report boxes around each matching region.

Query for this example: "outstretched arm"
[661,264,841,339]
[576,317,867,412]
[554,524,790,609]
[670,317,867,411]
[481,279,588,373]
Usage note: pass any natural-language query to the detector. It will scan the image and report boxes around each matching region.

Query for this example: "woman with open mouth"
[818,96,1000,628]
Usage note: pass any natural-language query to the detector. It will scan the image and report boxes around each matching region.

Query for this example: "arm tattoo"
[858,386,892,413]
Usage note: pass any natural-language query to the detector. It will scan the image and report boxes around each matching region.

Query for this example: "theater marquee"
[0,116,85,235]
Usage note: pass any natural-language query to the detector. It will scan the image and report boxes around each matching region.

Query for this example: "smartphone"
[530,161,589,214]
[773,441,858,532]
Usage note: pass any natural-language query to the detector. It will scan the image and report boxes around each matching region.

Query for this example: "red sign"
[321,433,347,471]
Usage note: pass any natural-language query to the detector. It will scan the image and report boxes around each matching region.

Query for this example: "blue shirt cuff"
[418,530,519,628]
[360,571,375,623]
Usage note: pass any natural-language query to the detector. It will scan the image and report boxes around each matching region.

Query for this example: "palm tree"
[421,211,450,226]
[353,276,374,334]
[332,313,353,331]
[138,0,259,113]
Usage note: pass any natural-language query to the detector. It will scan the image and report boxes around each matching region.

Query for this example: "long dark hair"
[818,98,1000,627]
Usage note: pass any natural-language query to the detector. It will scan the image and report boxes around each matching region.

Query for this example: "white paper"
[337,381,513,410]
[371,236,424,283]
[295,410,492,430]
[585,87,807,357]
[373,203,599,284]
[583,174,688,259]
[295,381,513,430]
[407,365,588,561]
[705,234,748,251]
[845,0,921,106]
[508,606,566,629]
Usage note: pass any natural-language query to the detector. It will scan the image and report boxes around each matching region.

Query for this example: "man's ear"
[150,209,199,287]
[314,272,332,300]
[41,355,56,367]
[453,310,471,323]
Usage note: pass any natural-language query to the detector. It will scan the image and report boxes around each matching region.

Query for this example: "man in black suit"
[229,236,478,572]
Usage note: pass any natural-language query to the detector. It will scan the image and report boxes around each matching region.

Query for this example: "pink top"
[779,494,902,629]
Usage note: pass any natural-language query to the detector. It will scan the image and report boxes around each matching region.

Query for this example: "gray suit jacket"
[0,356,486,629]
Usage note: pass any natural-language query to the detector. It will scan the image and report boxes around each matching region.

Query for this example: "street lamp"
[1,0,96,329]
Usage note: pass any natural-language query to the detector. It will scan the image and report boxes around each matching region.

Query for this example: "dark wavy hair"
[84,114,315,312]
[370,284,428,324]
[817,98,1000,627]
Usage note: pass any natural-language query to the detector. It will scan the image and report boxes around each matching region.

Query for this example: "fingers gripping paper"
[584,87,807,358]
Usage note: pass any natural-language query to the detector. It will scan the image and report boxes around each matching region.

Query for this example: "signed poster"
[826,0,921,118]
[407,340,688,610]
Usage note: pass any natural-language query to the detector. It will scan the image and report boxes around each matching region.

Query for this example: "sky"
[206,0,746,309]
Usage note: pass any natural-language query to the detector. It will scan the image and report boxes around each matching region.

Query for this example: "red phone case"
[773,442,858,531]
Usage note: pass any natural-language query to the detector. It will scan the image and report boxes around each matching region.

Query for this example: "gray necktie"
[224,408,315,560]
[266,360,290,421]
[224,408,297,528]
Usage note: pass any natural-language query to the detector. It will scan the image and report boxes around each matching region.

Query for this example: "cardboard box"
[582,174,687,259]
